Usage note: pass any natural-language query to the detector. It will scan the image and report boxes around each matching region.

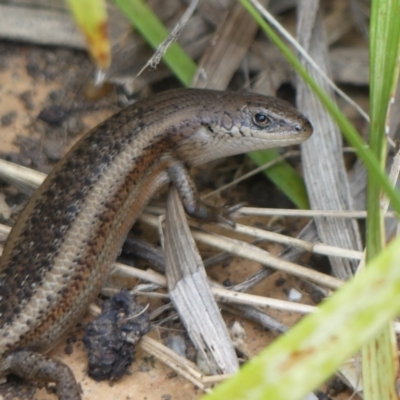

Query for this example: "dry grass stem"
[239,207,397,219]
[140,336,218,391]
[113,262,167,286]
[206,222,363,260]
[0,224,11,237]
[212,286,316,314]
[0,158,46,195]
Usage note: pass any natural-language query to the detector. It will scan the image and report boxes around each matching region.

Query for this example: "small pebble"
[0,111,17,126]
[19,91,35,110]
[288,288,302,302]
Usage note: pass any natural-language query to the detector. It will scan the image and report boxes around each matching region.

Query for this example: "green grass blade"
[367,0,400,258]
[370,1,400,138]
[201,235,400,400]
[362,1,400,398]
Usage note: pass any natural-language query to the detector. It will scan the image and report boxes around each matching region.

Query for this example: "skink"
[0,88,312,399]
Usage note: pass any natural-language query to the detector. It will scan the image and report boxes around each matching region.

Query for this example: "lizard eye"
[253,112,271,127]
